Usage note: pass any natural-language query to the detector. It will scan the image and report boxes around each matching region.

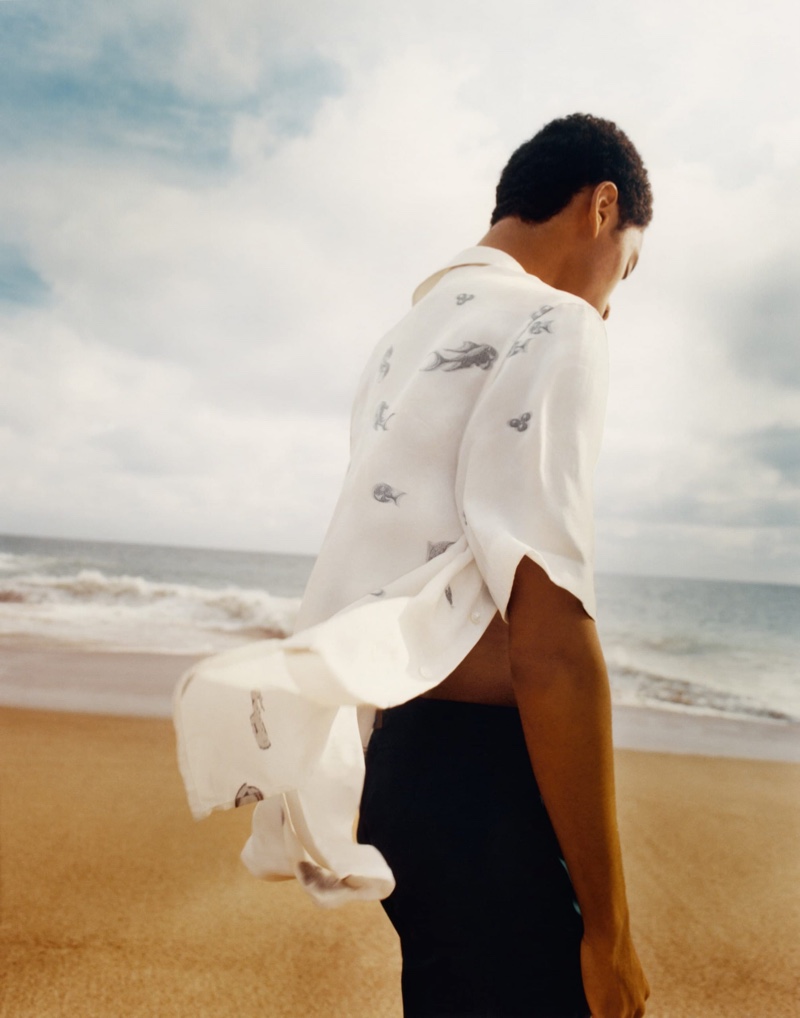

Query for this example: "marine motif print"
[422,341,498,372]
[427,540,455,606]
[427,539,455,561]
[508,412,531,432]
[234,783,264,807]
[373,401,395,430]
[373,482,406,505]
[456,293,474,306]
[529,305,554,333]
[250,690,272,749]
[377,346,393,381]
[507,305,554,357]
[297,860,365,893]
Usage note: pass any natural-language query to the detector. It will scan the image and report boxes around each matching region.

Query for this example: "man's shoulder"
[473,268,595,316]
[417,263,604,353]
[413,249,600,324]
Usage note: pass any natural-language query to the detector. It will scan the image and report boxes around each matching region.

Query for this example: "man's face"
[546,186,646,320]
[590,222,644,321]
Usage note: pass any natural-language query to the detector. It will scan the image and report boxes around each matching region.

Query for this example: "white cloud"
[1,0,799,582]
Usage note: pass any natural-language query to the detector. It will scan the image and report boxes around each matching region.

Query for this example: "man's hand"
[581,925,650,1018]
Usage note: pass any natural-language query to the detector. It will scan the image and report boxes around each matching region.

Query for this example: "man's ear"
[590,181,619,238]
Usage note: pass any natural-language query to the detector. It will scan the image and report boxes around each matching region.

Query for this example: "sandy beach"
[1,648,799,1017]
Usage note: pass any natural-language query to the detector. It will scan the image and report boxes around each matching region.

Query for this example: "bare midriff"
[418,611,518,706]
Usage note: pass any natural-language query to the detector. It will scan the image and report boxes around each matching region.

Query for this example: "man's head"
[491,113,652,231]
[484,114,652,319]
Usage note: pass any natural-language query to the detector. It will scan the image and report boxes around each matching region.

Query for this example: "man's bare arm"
[507,556,649,1018]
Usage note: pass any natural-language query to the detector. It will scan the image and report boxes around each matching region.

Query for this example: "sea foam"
[0,567,300,654]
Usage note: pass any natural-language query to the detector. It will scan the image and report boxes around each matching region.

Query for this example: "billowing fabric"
[172,246,608,907]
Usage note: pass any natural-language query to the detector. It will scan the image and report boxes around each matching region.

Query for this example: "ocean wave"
[2,560,798,723]
[608,663,797,723]
[0,567,300,653]
[0,551,57,574]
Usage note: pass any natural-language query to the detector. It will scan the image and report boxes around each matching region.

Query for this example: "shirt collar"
[411,246,527,305]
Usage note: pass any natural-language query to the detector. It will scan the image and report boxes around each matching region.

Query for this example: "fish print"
[373,482,405,505]
[234,783,264,807]
[427,540,455,606]
[297,860,364,893]
[373,401,395,430]
[508,412,531,432]
[422,341,498,372]
[377,346,393,381]
[250,690,271,749]
[427,539,455,561]
[456,293,474,306]
[507,305,554,357]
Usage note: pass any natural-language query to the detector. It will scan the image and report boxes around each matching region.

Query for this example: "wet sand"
[1,651,799,1016]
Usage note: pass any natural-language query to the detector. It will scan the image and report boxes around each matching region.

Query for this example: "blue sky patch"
[0,245,50,306]
[0,3,344,170]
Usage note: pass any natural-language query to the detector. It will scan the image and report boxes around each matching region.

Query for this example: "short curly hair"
[491,113,653,230]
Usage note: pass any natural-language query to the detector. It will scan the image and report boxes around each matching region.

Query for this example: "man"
[174,112,651,1018]
[333,113,651,1017]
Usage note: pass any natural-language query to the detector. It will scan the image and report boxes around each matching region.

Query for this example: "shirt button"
[470,611,482,624]
[419,665,433,679]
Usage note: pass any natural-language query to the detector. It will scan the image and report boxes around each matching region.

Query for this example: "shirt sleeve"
[455,301,608,621]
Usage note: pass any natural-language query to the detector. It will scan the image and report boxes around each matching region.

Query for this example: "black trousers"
[357,698,590,1018]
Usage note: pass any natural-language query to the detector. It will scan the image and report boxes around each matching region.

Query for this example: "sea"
[1,532,798,727]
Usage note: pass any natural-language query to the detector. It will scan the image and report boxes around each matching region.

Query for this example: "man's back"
[295,247,606,667]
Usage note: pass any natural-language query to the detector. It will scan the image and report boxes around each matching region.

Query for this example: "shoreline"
[0,639,202,718]
[0,638,798,762]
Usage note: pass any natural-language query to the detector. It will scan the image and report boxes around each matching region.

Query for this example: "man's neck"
[476,216,575,288]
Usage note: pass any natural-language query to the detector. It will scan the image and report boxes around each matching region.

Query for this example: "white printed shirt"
[173,246,609,907]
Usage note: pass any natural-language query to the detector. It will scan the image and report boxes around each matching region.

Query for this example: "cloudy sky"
[1,0,799,585]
